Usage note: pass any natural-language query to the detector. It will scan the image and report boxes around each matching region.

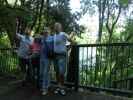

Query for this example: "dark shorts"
[31,57,40,68]
[18,57,30,73]
[54,54,66,75]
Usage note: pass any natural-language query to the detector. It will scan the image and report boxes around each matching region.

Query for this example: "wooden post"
[67,45,79,91]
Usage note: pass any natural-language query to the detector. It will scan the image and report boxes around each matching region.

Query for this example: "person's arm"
[16,33,24,40]
[15,18,24,40]
[28,44,33,58]
[63,32,75,43]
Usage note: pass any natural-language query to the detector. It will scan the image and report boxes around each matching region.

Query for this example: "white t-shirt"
[54,32,68,54]
[17,33,33,58]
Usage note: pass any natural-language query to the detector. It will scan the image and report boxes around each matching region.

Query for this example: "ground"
[0,76,132,100]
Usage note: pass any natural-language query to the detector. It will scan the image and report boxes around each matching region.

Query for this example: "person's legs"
[25,58,32,82]
[58,56,66,86]
[18,57,27,80]
[53,57,60,94]
[53,57,60,83]
[18,57,31,86]
[40,59,50,95]
[32,57,40,88]
[58,56,66,95]
[54,55,66,95]
[36,57,40,88]
[31,58,37,84]
[39,59,44,89]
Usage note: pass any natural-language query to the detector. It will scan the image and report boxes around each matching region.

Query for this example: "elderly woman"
[16,27,34,85]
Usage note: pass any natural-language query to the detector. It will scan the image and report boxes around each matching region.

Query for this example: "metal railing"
[0,43,133,96]
[67,43,133,96]
[0,48,19,74]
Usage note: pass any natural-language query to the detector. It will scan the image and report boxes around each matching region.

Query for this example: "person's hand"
[16,18,19,25]
[70,32,75,39]
[16,18,19,35]
[25,56,30,59]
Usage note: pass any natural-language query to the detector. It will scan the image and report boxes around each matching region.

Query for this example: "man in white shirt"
[53,22,74,96]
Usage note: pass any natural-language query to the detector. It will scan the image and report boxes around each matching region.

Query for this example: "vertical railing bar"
[102,46,105,88]
[95,46,98,86]
[81,47,84,86]
[0,50,1,73]
[74,45,79,91]
[121,46,124,89]
[9,49,11,72]
[109,45,111,88]
[5,50,7,73]
[2,50,3,73]
[104,45,107,88]
[90,47,93,86]
[109,45,113,88]
[127,46,130,90]
[86,47,89,86]
[100,45,103,88]
[114,46,119,89]
[124,46,127,90]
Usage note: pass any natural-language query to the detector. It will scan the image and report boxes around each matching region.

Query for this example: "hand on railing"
[69,32,75,39]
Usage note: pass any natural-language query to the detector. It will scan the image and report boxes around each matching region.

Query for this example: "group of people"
[16,22,74,96]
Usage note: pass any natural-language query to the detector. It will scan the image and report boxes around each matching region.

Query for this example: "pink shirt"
[30,42,41,53]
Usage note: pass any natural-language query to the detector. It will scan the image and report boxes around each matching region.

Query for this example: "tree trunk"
[46,0,49,26]
[98,0,107,43]
[36,0,45,33]
[106,1,121,43]
[31,1,40,30]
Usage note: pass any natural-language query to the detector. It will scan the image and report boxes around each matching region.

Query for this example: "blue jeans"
[40,58,50,90]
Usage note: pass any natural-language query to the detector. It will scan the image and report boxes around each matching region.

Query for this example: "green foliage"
[119,0,129,7]
[80,0,131,43]
[0,33,10,48]
[0,0,82,46]
[74,33,97,44]
[0,49,19,74]
[79,45,133,88]
[121,18,133,42]
[0,4,34,45]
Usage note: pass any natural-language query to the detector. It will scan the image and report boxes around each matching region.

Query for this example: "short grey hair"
[43,27,49,33]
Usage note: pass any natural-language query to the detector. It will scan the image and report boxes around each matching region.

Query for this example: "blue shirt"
[40,35,54,59]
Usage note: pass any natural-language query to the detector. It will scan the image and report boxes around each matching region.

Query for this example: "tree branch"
[5,0,9,5]
[31,1,40,30]
[36,0,45,33]
[106,0,111,34]
[111,6,121,32]
[126,33,133,41]
[14,0,18,7]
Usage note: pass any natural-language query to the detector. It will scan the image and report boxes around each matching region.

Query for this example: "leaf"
[119,0,129,7]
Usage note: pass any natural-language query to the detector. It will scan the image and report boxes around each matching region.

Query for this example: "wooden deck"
[0,77,132,100]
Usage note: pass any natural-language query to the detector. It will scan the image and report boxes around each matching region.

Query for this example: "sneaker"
[42,89,48,96]
[54,88,60,94]
[59,89,66,96]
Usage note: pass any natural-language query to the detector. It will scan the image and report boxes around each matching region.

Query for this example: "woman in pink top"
[29,36,41,87]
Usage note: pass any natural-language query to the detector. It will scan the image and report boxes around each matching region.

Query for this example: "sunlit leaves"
[119,0,129,7]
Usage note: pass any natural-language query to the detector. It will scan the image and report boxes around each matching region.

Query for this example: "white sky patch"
[79,13,99,33]
[8,0,21,5]
[70,0,99,34]
[70,0,80,12]
[8,0,15,4]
